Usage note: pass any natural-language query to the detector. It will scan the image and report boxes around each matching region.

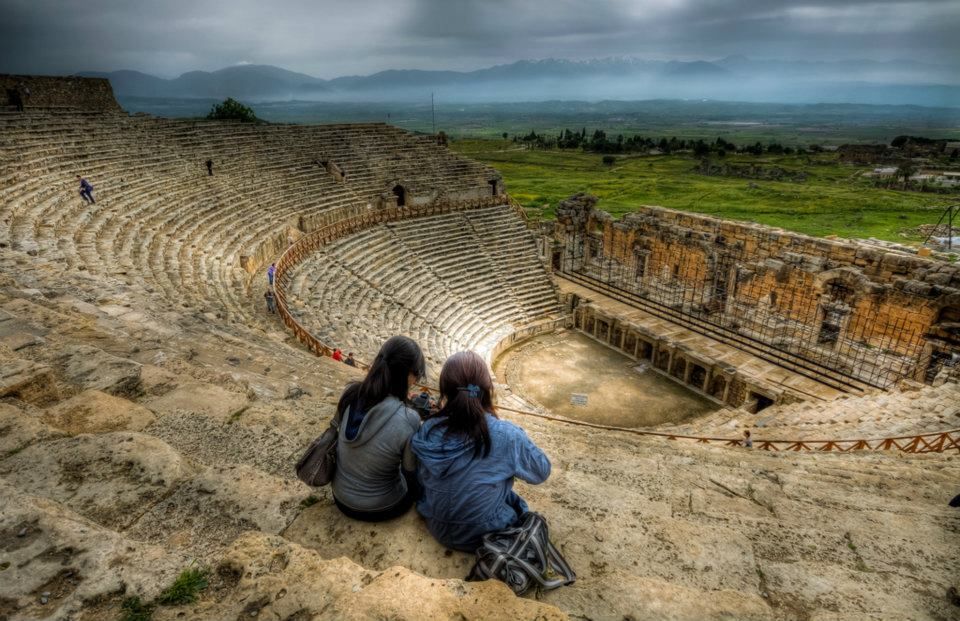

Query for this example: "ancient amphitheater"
[1,76,958,621]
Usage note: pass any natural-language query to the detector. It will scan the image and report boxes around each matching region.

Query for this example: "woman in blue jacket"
[411,351,551,551]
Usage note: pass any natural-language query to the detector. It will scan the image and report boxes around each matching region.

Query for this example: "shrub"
[602,155,616,166]
[206,98,259,123]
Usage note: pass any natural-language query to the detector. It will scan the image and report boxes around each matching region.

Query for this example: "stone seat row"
[282,205,561,364]
[658,380,960,438]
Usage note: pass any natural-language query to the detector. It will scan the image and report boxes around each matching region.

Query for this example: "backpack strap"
[467,511,575,594]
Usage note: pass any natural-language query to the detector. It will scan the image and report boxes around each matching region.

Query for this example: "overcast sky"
[1,0,958,78]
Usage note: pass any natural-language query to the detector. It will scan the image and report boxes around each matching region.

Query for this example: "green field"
[451,139,958,242]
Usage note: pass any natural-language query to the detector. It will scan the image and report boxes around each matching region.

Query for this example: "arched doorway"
[817,279,856,346]
[392,184,406,207]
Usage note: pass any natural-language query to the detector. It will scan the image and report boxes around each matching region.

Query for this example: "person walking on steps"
[742,430,753,448]
[205,159,214,176]
[345,352,357,367]
[332,348,344,362]
[77,176,95,204]
[264,289,276,314]
[267,263,276,287]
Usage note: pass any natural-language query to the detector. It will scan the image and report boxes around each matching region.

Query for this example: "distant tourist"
[742,430,753,448]
[332,336,426,521]
[412,351,551,551]
[267,263,276,286]
[345,352,357,367]
[77,176,95,204]
[332,348,343,362]
[264,289,276,314]
[205,159,214,176]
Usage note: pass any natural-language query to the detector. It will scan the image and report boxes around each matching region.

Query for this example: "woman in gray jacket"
[332,335,426,522]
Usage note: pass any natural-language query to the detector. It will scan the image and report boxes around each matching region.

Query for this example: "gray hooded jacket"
[332,395,421,512]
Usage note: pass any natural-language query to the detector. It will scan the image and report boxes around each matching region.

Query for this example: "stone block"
[41,389,156,434]
[53,345,142,397]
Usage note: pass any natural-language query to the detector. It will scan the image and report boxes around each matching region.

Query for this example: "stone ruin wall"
[553,194,960,388]
[0,74,122,111]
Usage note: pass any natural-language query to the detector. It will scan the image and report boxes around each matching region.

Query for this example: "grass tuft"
[300,495,320,508]
[155,568,209,606]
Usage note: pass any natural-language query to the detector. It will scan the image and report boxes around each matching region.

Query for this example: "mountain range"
[80,57,960,108]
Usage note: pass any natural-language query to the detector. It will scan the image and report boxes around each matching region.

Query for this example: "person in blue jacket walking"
[411,350,551,551]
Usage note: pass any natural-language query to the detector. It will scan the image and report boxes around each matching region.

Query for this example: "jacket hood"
[342,396,406,447]
[411,416,482,478]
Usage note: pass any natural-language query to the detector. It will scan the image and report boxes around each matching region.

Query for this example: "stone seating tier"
[0,113,499,340]
[658,381,960,439]
[282,204,562,365]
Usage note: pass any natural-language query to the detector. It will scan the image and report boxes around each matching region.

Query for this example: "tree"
[896,162,917,185]
[207,98,259,123]
[502,132,508,140]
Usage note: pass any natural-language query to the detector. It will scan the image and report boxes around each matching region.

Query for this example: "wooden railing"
[273,195,509,369]
[269,196,960,455]
[506,194,540,229]
[491,405,959,454]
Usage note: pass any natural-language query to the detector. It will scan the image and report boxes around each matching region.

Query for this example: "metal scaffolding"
[557,227,934,391]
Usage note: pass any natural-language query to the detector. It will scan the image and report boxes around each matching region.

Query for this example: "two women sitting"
[331,336,551,551]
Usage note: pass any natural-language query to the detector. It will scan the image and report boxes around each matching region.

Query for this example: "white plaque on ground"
[569,393,588,406]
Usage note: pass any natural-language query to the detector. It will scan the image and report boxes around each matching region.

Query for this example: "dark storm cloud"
[0,0,957,77]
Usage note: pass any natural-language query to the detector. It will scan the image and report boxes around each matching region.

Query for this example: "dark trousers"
[80,190,95,204]
[334,471,420,522]
[334,491,415,522]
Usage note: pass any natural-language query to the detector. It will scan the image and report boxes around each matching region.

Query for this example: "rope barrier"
[269,198,960,454]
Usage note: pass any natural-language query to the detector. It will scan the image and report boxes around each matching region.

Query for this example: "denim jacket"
[411,413,550,551]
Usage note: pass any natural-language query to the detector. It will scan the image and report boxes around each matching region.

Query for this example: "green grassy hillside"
[452,139,957,242]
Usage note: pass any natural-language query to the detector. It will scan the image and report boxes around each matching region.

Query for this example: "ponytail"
[434,351,497,457]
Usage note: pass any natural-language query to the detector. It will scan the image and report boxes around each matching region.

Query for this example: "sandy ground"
[497,330,716,427]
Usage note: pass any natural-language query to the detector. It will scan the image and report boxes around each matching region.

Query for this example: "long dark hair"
[433,351,497,457]
[337,336,426,415]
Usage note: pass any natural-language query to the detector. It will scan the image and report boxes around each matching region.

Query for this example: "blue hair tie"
[458,384,482,399]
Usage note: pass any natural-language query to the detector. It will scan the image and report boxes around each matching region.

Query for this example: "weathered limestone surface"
[53,344,142,397]
[41,389,156,434]
[0,432,194,530]
[151,533,566,621]
[0,482,190,620]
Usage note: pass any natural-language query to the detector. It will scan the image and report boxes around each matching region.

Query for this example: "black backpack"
[466,512,576,595]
